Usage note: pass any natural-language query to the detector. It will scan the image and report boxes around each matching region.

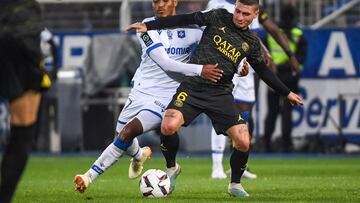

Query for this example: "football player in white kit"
[206,0,300,179]
[73,0,224,194]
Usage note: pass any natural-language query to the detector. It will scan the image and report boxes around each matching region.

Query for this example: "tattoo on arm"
[165,111,176,118]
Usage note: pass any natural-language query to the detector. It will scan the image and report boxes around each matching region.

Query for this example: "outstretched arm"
[126,9,220,33]
[126,13,198,33]
[252,60,303,105]
[262,16,300,74]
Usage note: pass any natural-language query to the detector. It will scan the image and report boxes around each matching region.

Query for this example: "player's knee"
[233,137,250,152]
[233,135,250,152]
[160,122,177,136]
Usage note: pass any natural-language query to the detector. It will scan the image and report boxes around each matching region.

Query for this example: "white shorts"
[115,88,172,133]
[232,71,255,104]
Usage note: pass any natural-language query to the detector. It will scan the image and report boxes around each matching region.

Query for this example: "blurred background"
[1,0,359,154]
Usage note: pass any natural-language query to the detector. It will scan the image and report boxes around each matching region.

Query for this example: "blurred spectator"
[263,3,307,153]
[131,2,153,22]
[0,0,50,202]
[33,28,59,151]
[40,28,59,80]
[177,0,207,13]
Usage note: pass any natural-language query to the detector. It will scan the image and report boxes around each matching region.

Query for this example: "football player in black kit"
[127,0,304,197]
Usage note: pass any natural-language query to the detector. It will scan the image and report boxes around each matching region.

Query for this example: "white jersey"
[132,17,203,98]
[116,17,203,133]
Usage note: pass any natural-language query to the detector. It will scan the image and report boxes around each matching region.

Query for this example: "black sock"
[160,132,179,168]
[0,124,34,203]
[230,148,249,184]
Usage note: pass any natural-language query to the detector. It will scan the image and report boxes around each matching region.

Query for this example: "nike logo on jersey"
[218,26,226,33]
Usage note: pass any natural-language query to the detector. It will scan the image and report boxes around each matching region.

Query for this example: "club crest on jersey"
[177,30,186,38]
[141,32,153,47]
[242,42,249,53]
[167,30,173,39]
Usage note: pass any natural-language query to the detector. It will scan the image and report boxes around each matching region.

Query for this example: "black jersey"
[186,9,263,89]
[146,9,290,96]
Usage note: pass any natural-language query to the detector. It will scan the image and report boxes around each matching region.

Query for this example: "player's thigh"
[166,84,202,127]
[116,90,168,133]
[226,123,250,151]
[10,90,41,126]
[206,93,245,135]
[161,109,185,132]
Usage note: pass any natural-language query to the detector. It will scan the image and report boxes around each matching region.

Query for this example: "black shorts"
[167,82,246,135]
[0,34,43,101]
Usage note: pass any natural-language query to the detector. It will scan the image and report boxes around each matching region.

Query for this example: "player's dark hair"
[237,0,259,9]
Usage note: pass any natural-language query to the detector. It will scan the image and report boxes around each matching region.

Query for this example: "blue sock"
[113,137,132,151]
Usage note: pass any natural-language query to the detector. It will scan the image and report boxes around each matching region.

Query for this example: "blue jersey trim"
[146,43,163,55]
[234,99,255,104]
[136,109,162,120]
[117,120,127,125]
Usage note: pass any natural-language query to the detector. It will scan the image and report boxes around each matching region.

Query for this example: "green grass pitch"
[12,154,360,202]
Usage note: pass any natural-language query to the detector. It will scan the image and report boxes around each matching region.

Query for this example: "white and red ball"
[139,169,170,198]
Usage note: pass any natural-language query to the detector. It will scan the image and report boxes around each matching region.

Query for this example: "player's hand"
[201,63,223,83]
[125,22,148,33]
[238,59,249,77]
[287,91,304,106]
[290,55,300,76]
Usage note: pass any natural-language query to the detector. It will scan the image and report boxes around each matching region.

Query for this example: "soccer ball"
[139,169,170,198]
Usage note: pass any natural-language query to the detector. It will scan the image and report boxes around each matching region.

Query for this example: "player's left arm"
[259,7,300,74]
[248,40,304,105]
[251,60,303,105]
[126,9,220,32]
